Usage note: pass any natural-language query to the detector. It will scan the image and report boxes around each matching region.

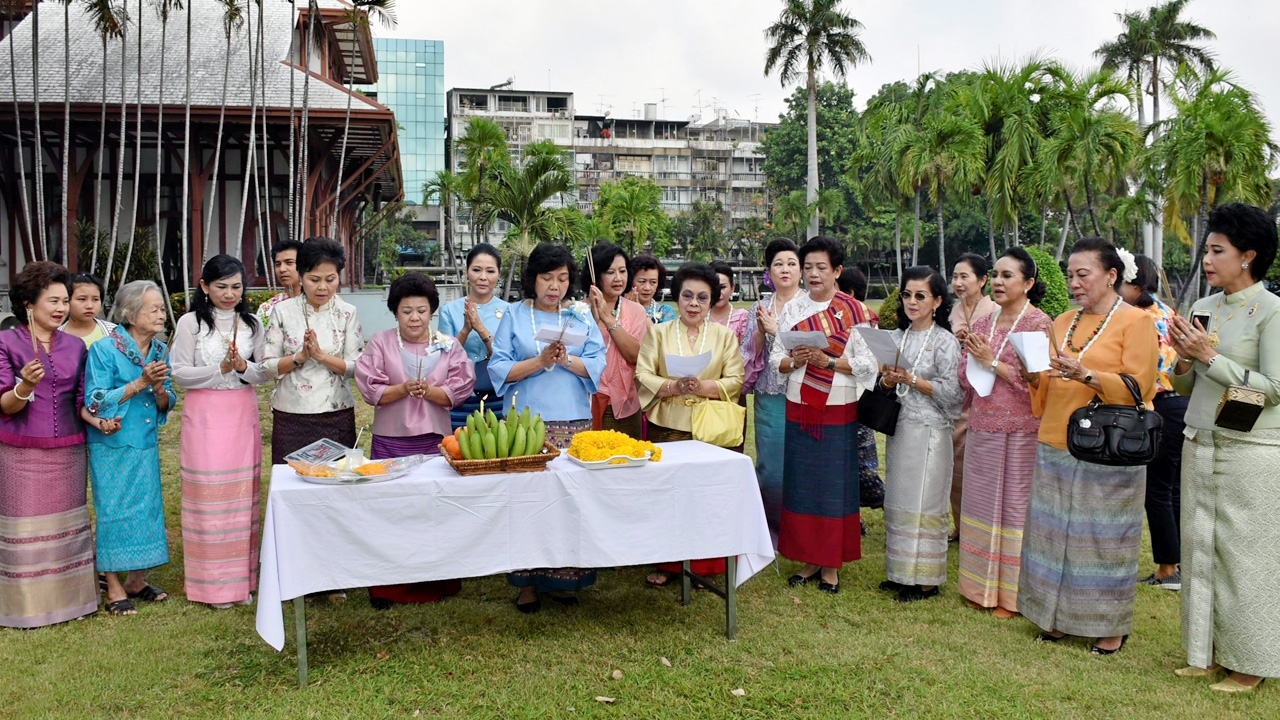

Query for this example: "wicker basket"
[442,441,561,476]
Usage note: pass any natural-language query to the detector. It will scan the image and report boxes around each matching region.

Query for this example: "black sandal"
[105,598,136,615]
[126,584,168,603]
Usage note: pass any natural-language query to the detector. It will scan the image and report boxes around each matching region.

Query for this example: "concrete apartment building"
[446,86,775,253]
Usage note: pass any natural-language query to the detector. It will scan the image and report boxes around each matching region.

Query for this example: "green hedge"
[169,290,281,317]
[1025,246,1070,318]
[878,286,902,330]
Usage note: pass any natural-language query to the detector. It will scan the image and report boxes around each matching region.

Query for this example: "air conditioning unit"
[599,161,613,170]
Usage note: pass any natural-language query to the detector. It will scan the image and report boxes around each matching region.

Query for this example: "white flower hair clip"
[1116,248,1139,284]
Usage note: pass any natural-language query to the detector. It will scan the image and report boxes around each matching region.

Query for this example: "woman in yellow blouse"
[635,262,745,587]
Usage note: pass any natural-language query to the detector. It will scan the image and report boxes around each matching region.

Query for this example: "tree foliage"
[593,176,670,256]
[1024,245,1070,318]
[761,81,860,197]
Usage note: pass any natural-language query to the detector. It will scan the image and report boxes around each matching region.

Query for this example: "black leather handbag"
[1066,373,1163,467]
[858,376,901,436]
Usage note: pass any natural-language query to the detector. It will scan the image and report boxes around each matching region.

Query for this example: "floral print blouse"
[262,296,364,414]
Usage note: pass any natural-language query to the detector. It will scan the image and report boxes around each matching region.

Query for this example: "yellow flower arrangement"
[568,430,663,464]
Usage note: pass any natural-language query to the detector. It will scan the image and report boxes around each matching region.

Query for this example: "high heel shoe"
[1090,635,1128,656]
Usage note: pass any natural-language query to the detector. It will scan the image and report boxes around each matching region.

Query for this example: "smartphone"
[1190,310,1212,334]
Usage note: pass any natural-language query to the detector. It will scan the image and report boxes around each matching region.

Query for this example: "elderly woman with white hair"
[84,280,177,616]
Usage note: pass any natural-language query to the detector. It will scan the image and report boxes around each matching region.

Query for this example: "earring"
[1243,262,1251,269]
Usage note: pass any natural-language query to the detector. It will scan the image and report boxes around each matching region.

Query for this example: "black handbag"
[1066,373,1163,467]
[858,375,901,436]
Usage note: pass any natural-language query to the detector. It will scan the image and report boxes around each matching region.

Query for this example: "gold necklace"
[1207,294,1251,348]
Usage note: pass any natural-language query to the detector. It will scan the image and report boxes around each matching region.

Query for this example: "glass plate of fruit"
[284,439,425,485]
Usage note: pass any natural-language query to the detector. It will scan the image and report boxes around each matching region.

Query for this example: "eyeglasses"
[905,292,934,302]
[680,291,711,305]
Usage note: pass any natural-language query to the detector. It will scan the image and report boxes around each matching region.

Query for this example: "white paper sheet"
[1009,332,1052,372]
[778,330,829,351]
[534,323,588,348]
[965,354,997,397]
[665,351,713,378]
[855,327,901,366]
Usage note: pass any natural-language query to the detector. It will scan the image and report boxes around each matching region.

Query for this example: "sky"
[377,0,1278,124]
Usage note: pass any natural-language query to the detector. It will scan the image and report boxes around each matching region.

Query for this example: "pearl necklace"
[675,317,709,357]
[985,299,1031,366]
[896,323,936,398]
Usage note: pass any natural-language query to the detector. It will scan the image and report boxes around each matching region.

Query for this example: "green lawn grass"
[1,387,1274,718]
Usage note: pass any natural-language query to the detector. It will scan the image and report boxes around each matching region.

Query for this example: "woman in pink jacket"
[356,272,476,608]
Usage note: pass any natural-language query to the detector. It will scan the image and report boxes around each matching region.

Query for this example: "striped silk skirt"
[507,418,597,592]
[778,401,861,568]
[0,442,97,628]
[369,432,460,605]
[752,393,786,536]
[180,388,262,605]
[884,422,954,587]
[957,429,1037,611]
[89,442,169,573]
[1019,443,1144,638]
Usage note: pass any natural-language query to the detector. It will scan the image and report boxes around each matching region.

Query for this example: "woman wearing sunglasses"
[879,266,964,604]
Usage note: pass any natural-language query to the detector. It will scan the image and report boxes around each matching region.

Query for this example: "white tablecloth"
[256,441,775,650]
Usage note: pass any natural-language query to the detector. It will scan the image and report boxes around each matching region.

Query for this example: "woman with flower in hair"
[488,243,607,613]
[357,272,476,608]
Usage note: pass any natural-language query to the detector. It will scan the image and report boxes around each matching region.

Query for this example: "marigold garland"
[568,430,663,463]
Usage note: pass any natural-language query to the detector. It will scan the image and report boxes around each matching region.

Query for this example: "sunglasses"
[904,292,934,302]
[680,291,712,305]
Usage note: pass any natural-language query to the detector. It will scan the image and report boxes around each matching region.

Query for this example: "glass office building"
[362,38,445,205]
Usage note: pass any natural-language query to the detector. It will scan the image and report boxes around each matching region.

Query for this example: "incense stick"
[586,247,597,288]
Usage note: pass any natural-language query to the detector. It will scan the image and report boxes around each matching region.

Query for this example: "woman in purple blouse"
[0,262,118,628]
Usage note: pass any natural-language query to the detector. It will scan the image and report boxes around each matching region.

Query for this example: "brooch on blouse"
[495,309,505,320]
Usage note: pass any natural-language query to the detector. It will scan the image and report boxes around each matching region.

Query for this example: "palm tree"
[180,0,193,301]
[422,169,461,278]
[595,176,668,255]
[329,0,397,237]
[203,0,244,257]
[474,141,574,296]
[59,0,73,262]
[851,83,915,281]
[456,116,512,246]
[772,189,813,238]
[234,0,260,258]
[1153,67,1275,306]
[764,0,870,240]
[1036,67,1139,237]
[152,0,182,326]
[1095,0,1216,264]
[286,0,297,245]
[85,0,125,275]
[812,187,845,233]
[295,0,321,241]
[115,0,147,299]
[104,4,129,286]
[6,0,38,263]
[897,106,986,273]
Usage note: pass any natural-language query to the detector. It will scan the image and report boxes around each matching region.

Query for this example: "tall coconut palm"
[104,5,130,285]
[422,168,461,278]
[6,0,37,263]
[59,0,72,262]
[898,107,986,273]
[285,0,297,246]
[329,0,397,238]
[1153,67,1275,306]
[234,0,260,257]
[772,188,813,238]
[1095,0,1216,264]
[764,0,870,240]
[85,0,125,274]
[115,0,147,298]
[202,0,244,257]
[151,0,182,325]
[851,84,914,281]
[295,0,321,242]
[179,0,192,301]
[31,0,46,258]
[456,116,511,247]
[1036,66,1139,237]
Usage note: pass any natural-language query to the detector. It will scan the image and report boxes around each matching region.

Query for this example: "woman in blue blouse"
[488,243,607,613]
[84,281,177,615]
[438,243,510,429]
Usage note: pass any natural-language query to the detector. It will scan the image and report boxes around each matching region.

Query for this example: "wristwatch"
[990,358,999,371]
[1082,369,1094,384]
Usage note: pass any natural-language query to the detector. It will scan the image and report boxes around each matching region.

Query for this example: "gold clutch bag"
[1216,369,1266,432]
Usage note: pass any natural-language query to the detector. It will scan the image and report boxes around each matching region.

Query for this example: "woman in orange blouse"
[1017,238,1158,657]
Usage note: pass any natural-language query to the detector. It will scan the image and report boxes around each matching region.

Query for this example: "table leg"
[725,555,737,641]
[681,559,692,606]
[294,596,308,687]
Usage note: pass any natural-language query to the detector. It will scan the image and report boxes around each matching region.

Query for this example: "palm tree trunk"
[257,4,274,286]
[937,198,946,274]
[8,12,37,263]
[1150,57,1164,266]
[92,33,109,273]
[330,12,358,237]
[61,0,71,263]
[1082,167,1102,237]
[117,0,145,297]
[1178,173,1210,309]
[235,1,260,256]
[912,188,921,265]
[204,30,234,258]
[106,31,128,288]
[32,0,46,259]
[287,0,298,247]
[180,1,193,304]
[1055,198,1073,262]
[804,68,819,241]
[1013,215,1020,247]
[894,206,902,283]
[297,1,318,242]
[1039,205,1047,247]
[986,207,997,262]
[153,6,176,328]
